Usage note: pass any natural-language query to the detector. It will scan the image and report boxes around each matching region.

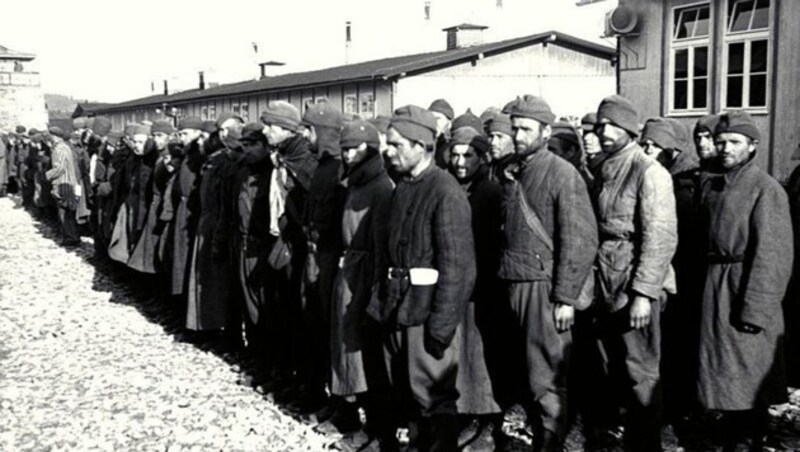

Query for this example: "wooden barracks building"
[89,27,615,136]
[604,0,799,180]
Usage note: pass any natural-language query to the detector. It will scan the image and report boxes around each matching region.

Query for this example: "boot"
[315,400,361,434]
[428,414,458,452]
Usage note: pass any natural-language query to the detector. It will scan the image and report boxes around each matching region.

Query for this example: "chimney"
[425,1,431,20]
[163,79,169,96]
[443,23,488,50]
[259,61,286,79]
[345,21,352,64]
[198,71,205,90]
[151,81,155,93]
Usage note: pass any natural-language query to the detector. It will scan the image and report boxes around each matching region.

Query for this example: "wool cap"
[15,125,26,134]
[694,113,720,136]
[368,115,391,134]
[341,118,380,150]
[487,113,513,136]
[451,109,483,134]
[124,123,138,137]
[502,98,520,114]
[178,116,204,131]
[201,120,218,134]
[390,104,438,147]
[596,95,640,137]
[665,118,690,152]
[215,111,244,128]
[151,119,176,135]
[641,118,679,150]
[302,101,344,130]
[580,112,597,133]
[28,128,39,136]
[72,117,89,129]
[510,94,556,125]
[91,116,112,136]
[29,132,44,143]
[131,124,151,136]
[449,127,490,155]
[550,122,582,147]
[260,101,301,132]
[714,110,761,142]
[239,122,267,142]
[428,98,454,120]
[108,131,125,141]
[48,126,67,139]
[480,107,500,125]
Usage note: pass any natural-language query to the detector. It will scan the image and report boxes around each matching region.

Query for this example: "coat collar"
[343,152,386,188]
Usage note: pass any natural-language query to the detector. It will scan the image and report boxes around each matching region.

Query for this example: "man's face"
[715,132,755,169]
[489,131,514,161]
[179,128,201,146]
[262,124,293,146]
[342,142,369,167]
[641,140,665,160]
[241,139,269,163]
[431,112,450,137]
[219,118,240,139]
[386,127,424,175]
[152,132,170,151]
[512,117,549,157]
[549,137,581,167]
[694,130,717,161]
[449,144,482,181]
[582,131,602,155]
[132,134,148,155]
[597,122,631,154]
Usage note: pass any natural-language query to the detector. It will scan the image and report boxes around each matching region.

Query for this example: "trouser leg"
[59,207,79,243]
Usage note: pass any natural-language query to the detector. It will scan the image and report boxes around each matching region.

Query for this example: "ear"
[542,124,553,141]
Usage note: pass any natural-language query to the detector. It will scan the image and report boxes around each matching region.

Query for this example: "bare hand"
[629,295,652,329]
[554,303,575,332]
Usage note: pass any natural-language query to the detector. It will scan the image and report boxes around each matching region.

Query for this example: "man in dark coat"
[487,113,515,182]
[499,96,598,452]
[428,98,454,169]
[696,111,793,450]
[90,117,120,259]
[293,101,347,417]
[591,95,677,451]
[367,105,476,452]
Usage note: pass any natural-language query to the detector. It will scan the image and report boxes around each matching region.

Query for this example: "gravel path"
[0,197,328,451]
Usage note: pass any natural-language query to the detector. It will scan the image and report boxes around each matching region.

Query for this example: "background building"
[91,29,615,131]
[0,44,48,130]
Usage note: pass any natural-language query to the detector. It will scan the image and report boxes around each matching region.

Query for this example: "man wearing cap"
[326,118,395,450]
[695,111,792,449]
[580,112,606,178]
[0,131,8,198]
[89,116,119,259]
[591,95,677,451]
[549,121,593,186]
[487,113,515,182]
[369,115,399,182]
[259,101,317,401]
[499,95,597,451]
[292,101,347,417]
[367,104,475,451]
[15,126,35,208]
[428,98,454,169]
[447,127,507,446]
[44,127,81,246]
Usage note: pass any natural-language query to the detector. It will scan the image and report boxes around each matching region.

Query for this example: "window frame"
[667,1,713,116]
[343,94,358,115]
[721,0,771,113]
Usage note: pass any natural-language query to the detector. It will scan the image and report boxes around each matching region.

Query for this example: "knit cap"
[303,101,343,130]
[694,113,720,136]
[341,118,380,149]
[215,111,244,128]
[260,101,302,132]
[641,118,679,150]
[451,109,483,134]
[91,116,112,136]
[390,105,438,147]
[151,119,176,135]
[178,116,204,131]
[510,95,556,125]
[487,114,513,136]
[368,115,391,134]
[596,95,639,137]
[449,127,490,155]
[428,98,454,120]
[714,110,760,141]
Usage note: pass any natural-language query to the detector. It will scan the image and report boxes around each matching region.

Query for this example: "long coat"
[168,140,205,295]
[697,157,793,410]
[330,153,393,396]
[124,146,160,273]
[0,139,8,189]
[186,146,241,330]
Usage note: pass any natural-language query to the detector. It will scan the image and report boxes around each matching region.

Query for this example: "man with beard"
[90,116,121,259]
[498,95,597,452]
[487,113,515,182]
[260,101,317,404]
[590,95,677,451]
[367,104,475,452]
[446,127,507,450]
[44,127,81,247]
[293,101,346,419]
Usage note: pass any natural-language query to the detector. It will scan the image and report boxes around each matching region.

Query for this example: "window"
[208,104,217,121]
[315,97,328,104]
[669,3,711,112]
[359,93,375,117]
[344,95,358,115]
[201,106,208,120]
[232,103,240,116]
[240,102,250,121]
[723,0,770,109]
[302,97,313,113]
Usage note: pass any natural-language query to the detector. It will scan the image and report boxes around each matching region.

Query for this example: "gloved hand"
[424,333,447,360]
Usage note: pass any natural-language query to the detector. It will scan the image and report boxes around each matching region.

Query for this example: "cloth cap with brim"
[449,127,490,155]
[510,94,556,125]
[694,113,720,137]
[215,111,244,128]
[131,124,152,136]
[451,109,484,135]
[151,119,176,135]
[48,126,67,139]
[641,118,679,150]
[487,114,513,136]
[390,105,438,147]
[550,122,582,147]
[714,110,761,142]
[15,125,26,134]
[580,112,597,133]
[91,116,112,136]
[178,116,204,131]
[428,98,454,120]
[303,101,344,129]
[201,121,218,134]
[260,101,301,132]
[72,117,89,129]
[597,94,640,137]
[368,116,391,134]
[239,122,266,142]
[341,118,380,149]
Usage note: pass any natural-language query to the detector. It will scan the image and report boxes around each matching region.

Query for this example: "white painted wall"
[394,43,616,119]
